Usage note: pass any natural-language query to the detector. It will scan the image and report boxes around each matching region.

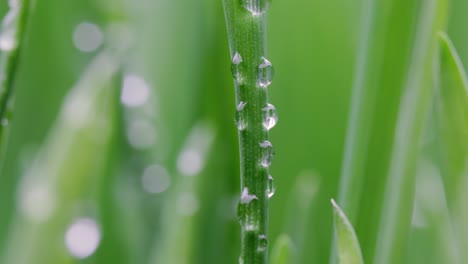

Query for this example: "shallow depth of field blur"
[0,0,467,263]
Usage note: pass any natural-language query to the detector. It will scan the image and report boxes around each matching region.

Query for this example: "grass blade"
[373,1,447,263]
[270,234,295,264]
[0,0,33,159]
[1,51,121,264]
[331,199,363,264]
[436,32,468,207]
[222,0,275,263]
[436,32,468,261]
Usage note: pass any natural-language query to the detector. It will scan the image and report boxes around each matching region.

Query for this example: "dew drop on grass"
[257,234,268,251]
[262,103,277,130]
[235,101,248,130]
[240,0,271,16]
[259,141,274,167]
[240,187,257,204]
[0,1,19,52]
[0,29,17,51]
[65,218,101,259]
[231,52,243,83]
[258,57,274,88]
[267,175,275,198]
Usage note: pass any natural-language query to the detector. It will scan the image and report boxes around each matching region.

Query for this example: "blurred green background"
[0,0,467,263]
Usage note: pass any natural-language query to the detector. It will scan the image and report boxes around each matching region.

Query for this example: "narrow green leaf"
[436,32,468,261]
[270,234,295,264]
[331,199,364,264]
[0,0,33,160]
[436,32,468,206]
[0,52,121,264]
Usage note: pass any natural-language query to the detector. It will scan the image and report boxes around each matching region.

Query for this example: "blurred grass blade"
[331,199,363,264]
[436,32,468,261]
[270,234,295,264]
[1,51,121,264]
[373,1,447,263]
[436,32,468,206]
[150,121,216,264]
[0,0,33,160]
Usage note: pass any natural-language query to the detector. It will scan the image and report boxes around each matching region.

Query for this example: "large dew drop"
[231,52,243,83]
[235,101,248,131]
[257,234,268,251]
[267,175,276,198]
[259,141,274,167]
[258,57,274,88]
[240,0,271,16]
[262,103,278,130]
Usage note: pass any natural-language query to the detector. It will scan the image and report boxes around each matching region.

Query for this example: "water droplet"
[65,218,101,259]
[267,175,275,198]
[240,187,257,204]
[258,234,268,251]
[177,148,203,176]
[73,22,103,53]
[259,141,274,167]
[262,103,277,130]
[241,0,271,16]
[258,57,274,88]
[121,74,151,107]
[235,101,248,131]
[231,52,243,83]
[126,119,157,150]
[141,165,171,194]
[0,28,17,51]
[1,118,9,127]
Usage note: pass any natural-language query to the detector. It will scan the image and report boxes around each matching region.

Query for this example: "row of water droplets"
[231,1,275,256]
[0,0,20,51]
[232,52,277,199]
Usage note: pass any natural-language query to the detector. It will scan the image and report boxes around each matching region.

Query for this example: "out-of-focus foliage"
[0,0,466,263]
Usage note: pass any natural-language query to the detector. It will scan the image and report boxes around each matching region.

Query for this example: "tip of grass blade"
[270,234,295,264]
[331,199,364,264]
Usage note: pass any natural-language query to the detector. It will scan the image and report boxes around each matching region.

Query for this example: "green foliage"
[331,199,363,264]
[0,0,466,264]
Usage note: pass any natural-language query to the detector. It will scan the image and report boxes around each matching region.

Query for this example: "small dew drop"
[65,218,101,259]
[258,57,274,88]
[241,0,271,16]
[121,74,151,108]
[141,165,171,194]
[126,119,157,150]
[1,118,9,127]
[240,187,257,204]
[231,52,243,83]
[235,101,248,131]
[73,22,103,53]
[257,234,268,251]
[0,29,17,51]
[262,103,278,130]
[267,175,276,198]
[259,141,274,167]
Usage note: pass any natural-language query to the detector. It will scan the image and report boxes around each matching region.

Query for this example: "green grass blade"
[222,0,275,263]
[436,32,468,261]
[0,51,121,264]
[270,234,295,264]
[373,1,447,263]
[436,32,468,206]
[0,0,33,159]
[331,199,363,264]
